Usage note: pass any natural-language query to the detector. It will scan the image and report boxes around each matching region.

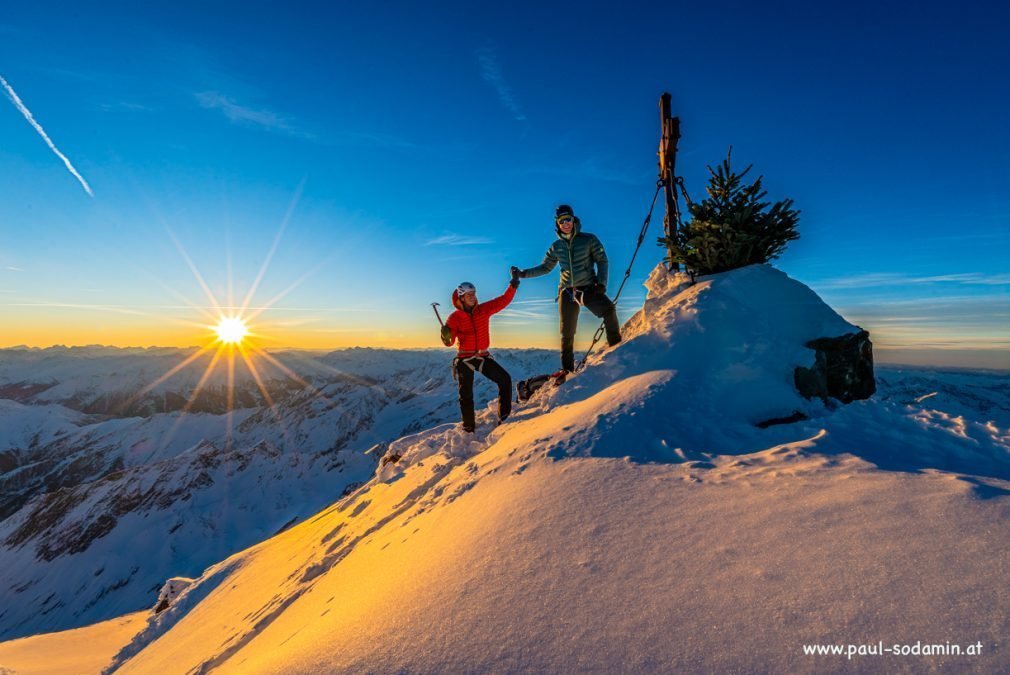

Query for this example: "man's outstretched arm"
[518,247,558,279]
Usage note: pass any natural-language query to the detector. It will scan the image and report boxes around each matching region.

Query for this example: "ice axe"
[431,302,445,327]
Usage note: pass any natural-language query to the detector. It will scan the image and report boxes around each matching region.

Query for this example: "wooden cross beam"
[658,92,682,272]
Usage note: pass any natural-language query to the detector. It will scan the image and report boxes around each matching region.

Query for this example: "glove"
[595,283,607,296]
[510,266,522,279]
[509,266,521,289]
[440,325,452,345]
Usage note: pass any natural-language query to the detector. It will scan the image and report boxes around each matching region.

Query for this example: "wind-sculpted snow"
[86,264,1010,673]
[0,346,555,639]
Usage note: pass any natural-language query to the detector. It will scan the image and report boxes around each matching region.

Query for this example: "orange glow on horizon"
[0,318,561,351]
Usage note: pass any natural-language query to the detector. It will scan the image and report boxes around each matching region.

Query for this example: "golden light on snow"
[214,316,249,344]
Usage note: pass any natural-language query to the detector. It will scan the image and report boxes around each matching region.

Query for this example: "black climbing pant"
[454,355,512,431]
[560,286,621,372]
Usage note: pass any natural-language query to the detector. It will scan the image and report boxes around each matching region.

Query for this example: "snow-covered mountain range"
[0,345,555,640]
[1,263,1008,672]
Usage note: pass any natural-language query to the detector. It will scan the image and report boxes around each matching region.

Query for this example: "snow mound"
[548,263,858,436]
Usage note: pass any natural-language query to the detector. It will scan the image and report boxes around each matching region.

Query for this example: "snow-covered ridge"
[0,345,503,416]
[89,263,1009,673]
[3,264,1009,672]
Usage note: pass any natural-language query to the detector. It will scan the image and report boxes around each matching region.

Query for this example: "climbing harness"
[451,354,488,382]
[563,287,586,307]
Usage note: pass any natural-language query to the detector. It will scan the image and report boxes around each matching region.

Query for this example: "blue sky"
[1,0,1007,368]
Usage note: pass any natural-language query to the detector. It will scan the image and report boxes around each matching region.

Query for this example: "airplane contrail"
[0,74,93,196]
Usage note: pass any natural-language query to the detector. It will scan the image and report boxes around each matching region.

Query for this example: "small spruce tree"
[660,150,800,276]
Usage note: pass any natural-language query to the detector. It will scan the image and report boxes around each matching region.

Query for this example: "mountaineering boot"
[516,368,573,402]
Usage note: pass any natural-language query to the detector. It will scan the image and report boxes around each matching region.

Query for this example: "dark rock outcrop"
[795,330,876,403]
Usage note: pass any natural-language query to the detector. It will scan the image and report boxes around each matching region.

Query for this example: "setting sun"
[215,317,249,344]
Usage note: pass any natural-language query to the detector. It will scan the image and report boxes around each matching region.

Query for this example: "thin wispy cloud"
[817,272,1010,290]
[838,295,1009,313]
[836,293,1010,355]
[0,74,94,196]
[6,266,24,272]
[511,298,560,307]
[500,308,551,320]
[476,47,525,121]
[312,328,375,333]
[197,91,414,148]
[495,319,536,326]
[425,233,494,246]
[8,302,151,317]
[196,91,309,137]
[8,302,384,313]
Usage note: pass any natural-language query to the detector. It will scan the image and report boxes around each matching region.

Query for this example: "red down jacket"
[444,284,516,356]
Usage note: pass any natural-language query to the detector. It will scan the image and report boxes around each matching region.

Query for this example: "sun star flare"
[215,316,249,344]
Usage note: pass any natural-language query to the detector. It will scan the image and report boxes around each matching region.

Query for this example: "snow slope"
[5,264,1009,673]
[79,263,1009,673]
[0,612,147,675]
[0,347,555,639]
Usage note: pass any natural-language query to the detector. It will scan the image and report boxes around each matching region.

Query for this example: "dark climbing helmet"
[555,204,574,223]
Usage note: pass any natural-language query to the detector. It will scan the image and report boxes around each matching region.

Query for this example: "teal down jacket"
[519,218,609,290]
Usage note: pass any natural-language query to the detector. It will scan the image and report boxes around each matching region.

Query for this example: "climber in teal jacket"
[512,204,621,372]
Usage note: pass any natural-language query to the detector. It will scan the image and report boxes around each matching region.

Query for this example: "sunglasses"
[557,216,574,225]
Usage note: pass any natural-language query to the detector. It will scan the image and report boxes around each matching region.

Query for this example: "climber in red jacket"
[440,272,519,432]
